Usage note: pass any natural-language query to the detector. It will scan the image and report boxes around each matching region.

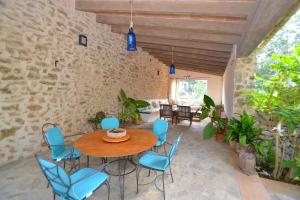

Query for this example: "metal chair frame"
[35,154,110,200]
[41,123,82,171]
[136,135,181,200]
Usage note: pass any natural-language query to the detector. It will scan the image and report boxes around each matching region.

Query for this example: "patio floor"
[2,120,298,200]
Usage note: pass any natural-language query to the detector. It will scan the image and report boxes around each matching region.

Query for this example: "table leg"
[118,158,128,200]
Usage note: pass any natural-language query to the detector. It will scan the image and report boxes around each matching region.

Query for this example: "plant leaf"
[202,122,218,139]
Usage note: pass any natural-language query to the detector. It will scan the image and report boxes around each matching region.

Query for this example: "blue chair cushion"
[139,151,169,172]
[69,168,109,200]
[52,147,81,161]
[38,159,70,195]
[101,117,120,130]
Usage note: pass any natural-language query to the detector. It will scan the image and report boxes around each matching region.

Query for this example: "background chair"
[35,154,110,200]
[153,119,169,154]
[42,123,81,171]
[176,106,193,126]
[159,104,174,124]
[136,135,182,200]
[101,117,120,129]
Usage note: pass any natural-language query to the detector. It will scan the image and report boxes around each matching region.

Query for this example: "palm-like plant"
[117,89,150,123]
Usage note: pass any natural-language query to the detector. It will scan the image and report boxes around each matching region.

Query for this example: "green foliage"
[200,95,215,120]
[244,44,300,133]
[203,122,218,139]
[118,89,150,123]
[225,111,262,147]
[201,95,227,139]
[282,158,300,179]
[254,140,275,168]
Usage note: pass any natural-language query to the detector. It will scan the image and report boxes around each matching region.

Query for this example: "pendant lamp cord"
[130,0,133,28]
[171,47,174,63]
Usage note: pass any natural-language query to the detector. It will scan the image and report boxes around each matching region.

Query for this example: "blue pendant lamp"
[169,47,175,74]
[127,0,137,51]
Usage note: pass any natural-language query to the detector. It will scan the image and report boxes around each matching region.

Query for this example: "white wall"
[222,45,237,119]
[170,69,223,105]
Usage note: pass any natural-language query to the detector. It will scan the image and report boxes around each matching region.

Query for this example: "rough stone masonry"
[0,0,169,165]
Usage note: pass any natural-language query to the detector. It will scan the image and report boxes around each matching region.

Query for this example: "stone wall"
[0,0,169,165]
[233,51,256,115]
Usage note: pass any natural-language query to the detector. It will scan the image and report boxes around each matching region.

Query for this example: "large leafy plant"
[200,95,216,120]
[225,111,262,148]
[117,89,150,123]
[201,95,227,139]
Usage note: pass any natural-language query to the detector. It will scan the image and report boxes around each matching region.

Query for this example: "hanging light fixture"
[127,0,137,51]
[169,47,176,74]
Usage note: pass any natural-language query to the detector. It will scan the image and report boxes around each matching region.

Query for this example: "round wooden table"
[74,128,157,200]
[74,128,157,157]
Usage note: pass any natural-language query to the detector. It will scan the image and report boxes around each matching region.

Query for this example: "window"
[175,80,207,106]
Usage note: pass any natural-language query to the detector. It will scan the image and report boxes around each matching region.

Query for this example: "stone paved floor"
[0,120,242,200]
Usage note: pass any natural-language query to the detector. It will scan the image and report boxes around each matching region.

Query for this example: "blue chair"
[36,154,110,200]
[136,135,182,200]
[101,117,120,130]
[153,119,169,154]
[42,123,82,170]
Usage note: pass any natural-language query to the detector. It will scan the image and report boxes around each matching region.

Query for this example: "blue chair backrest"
[168,135,182,162]
[45,127,65,159]
[37,158,70,196]
[101,117,120,129]
[153,119,168,142]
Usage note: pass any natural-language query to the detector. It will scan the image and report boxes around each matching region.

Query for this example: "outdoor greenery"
[244,45,300,182]
[176,80,207,105]
[242,10,300,183]
[117,89,150,123]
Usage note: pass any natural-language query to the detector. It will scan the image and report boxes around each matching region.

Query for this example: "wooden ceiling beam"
[161,63,224,76]
[76,0,257,17]
[143,48,229,63]
[112,25,240,44]
[138,43,231,58]
[148,54,227,67]
[135,36,233,52]
[97,13,246,34]
[159,59,226,71]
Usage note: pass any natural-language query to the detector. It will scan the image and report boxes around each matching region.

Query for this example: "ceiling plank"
[148,53,227,67]
[135,36,233,52]
[154,57,226,68]
[76,0,257,17]
[162,64,224,76]
[138,43,231,58]
[112,25,240,44]
[159,59,225,71]
[97,13,246,34]
[143,48,229,63]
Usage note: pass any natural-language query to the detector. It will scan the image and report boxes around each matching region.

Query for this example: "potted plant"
[87,111,106,130]
[225,111,262,153]
[215,118,227,142]
[117,89,150,125]
[200,95,227,141]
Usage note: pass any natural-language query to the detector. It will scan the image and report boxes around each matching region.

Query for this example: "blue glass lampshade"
[169,63,176,74]
[127,28,137,51]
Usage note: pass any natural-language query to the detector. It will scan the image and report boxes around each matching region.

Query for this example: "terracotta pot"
[215,133,224,142]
